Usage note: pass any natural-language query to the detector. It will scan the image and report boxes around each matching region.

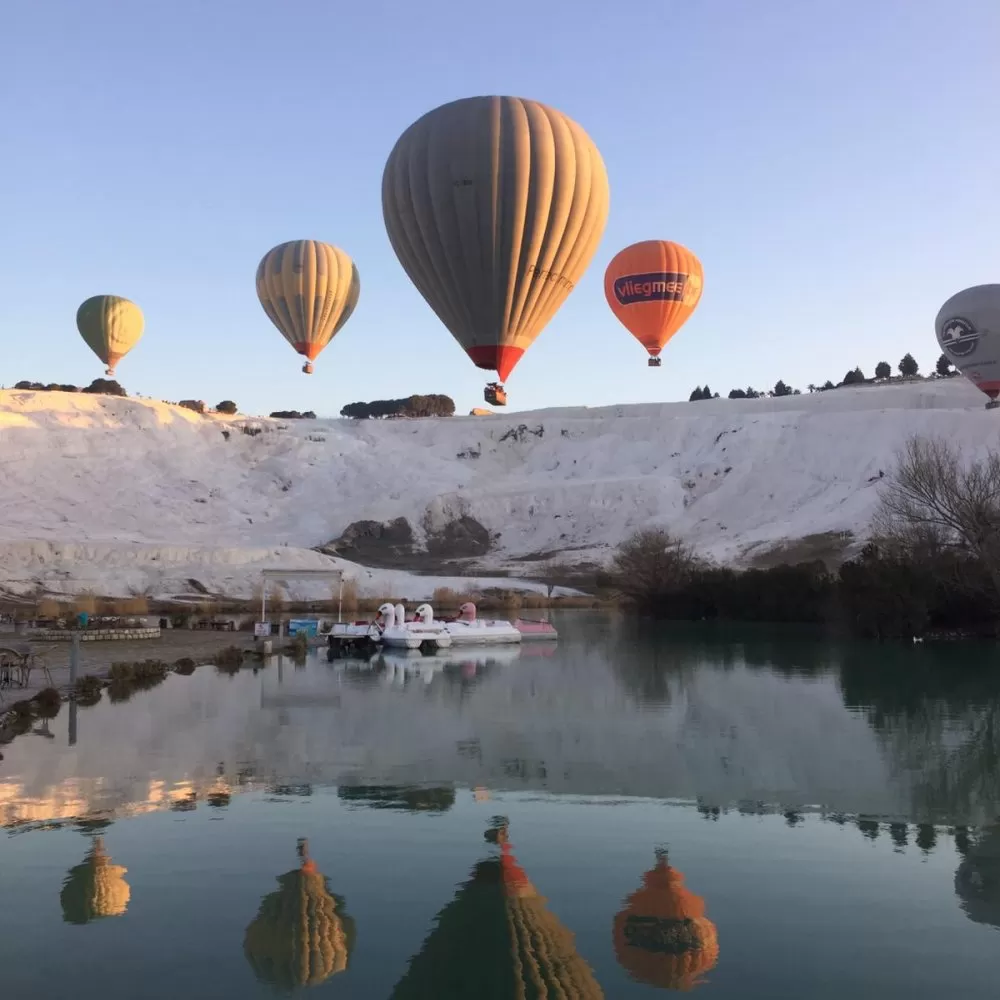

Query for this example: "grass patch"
[338,579,359,613]
[35,597,66,618]
[73,592,98,616]
[432,587,476,607]
[105,596,150,615]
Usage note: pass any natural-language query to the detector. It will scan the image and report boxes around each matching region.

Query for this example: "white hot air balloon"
[935,284,1000,409]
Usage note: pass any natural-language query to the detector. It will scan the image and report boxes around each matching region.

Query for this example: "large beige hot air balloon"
[76,295,144,376]
[60,836,131,924]
[256,240,360,373]
[244,838,355,989]
[391,820,604,998]
[382,96,610,406]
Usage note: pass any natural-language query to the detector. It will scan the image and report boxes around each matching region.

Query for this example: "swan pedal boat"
[379,602,452,650]
[416,602,558,644]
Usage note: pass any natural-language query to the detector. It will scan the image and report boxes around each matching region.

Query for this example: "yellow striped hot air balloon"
[76,295,145,376]
[256,240,360,373]
[244,838,356,990]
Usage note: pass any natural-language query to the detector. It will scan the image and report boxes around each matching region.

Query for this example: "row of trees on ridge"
[340,394,456,419]
[689,353,955,403]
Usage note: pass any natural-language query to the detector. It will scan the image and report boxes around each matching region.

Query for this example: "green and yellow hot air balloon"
[256,240,360,374]
[60,836,131,925]
[76,295,145,376]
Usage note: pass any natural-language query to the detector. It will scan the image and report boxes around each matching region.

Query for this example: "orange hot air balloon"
[613,851,719,991]
[604,241,703,367]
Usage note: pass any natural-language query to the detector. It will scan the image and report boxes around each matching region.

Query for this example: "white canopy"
[259,568,345,622]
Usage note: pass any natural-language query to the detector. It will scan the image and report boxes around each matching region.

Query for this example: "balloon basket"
[647,357,662,368]
[484,383,507,407]
[302,361,314,375]
[986,400,999,410]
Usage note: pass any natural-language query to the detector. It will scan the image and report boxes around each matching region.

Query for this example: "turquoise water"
[1,614,998,997]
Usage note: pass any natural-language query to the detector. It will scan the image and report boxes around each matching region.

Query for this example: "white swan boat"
[414,602,522,646]
[379,603,452,650]
[374,645,523,685]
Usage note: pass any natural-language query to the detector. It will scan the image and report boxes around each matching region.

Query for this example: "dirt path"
[1,630,257,702]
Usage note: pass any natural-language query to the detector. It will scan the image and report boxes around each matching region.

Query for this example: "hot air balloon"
[391,820,604,998]
[60,836,131,924]
[256,240,360,374]
[612,850,719,991]
[382,96,610,406]
[244,838,356,989]
[935,284,1000,408]
[604,241,703,367]
[76,295,144,377]
[955,823,1000,930]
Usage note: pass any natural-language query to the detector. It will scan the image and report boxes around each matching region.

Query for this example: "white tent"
[258,568,345,623]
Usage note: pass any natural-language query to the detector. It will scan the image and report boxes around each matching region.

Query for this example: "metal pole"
[261,578,267,625]
[70,632,80,686]
[68,698,77,747]
[338,577,343,623]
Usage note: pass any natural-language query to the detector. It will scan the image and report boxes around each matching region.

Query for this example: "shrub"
[14,381,81,393]
[283,633,309,660]
[178,399,206,414]
[32,688,62,719]
[216,400,238,414]
[875,361,891,379]
[109,662,135,682]
[269,410,316,419]
[341,395,456,419]
[9,699,35,720]
[610,529,703,612]
[173,657,196,675]
[82,378,126,396]
[73,675,103,706]
[212,645,244,668]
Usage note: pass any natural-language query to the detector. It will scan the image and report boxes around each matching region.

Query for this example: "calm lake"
[1,611,999,998]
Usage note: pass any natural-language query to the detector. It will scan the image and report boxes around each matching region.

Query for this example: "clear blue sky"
[3,0,997,416]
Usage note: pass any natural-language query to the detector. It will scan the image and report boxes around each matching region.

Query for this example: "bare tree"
[875,435,1000,599]
[610,529,702,607]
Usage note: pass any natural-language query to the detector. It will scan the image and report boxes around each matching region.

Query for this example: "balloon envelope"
[76,295,144,376]
[256,240,360,374]
[604,241,703,360]
[935,284,1000,400]
[382,95,610,383]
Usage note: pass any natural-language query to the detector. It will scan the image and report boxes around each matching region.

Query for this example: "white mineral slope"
[0,378,990,598]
